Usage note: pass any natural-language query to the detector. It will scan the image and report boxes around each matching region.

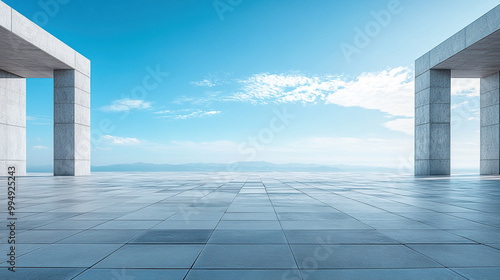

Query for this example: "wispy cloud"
[452,79,479,97]
[26,115,51,125]
[102,135,142,145]
[191,79,217,87]
[32,145,48,150]
[173,91,222,105]
[224,67,415,117]
[155,109,221,120]
[231,73,334,104]
[170,68,479,135]
[101,98,151,112]
[191,73,230,88]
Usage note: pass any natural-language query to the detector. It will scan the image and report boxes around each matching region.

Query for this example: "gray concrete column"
[480,72,500,175]
[0,70,26,176]
[415,67,451,175]
[54,69,90,176]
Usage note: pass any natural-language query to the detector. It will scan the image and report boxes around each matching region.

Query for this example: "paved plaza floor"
[0,172,499,279]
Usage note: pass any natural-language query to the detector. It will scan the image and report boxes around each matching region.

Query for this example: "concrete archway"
[415,5,500,175]
[0,2,90,176]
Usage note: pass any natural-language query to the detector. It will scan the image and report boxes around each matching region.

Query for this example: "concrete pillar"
[0,70,26,176]
[54,69,90,176]
[415,68,451,175]
[480,72,500,175]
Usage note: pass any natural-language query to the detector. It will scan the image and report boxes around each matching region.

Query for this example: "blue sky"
[5,0,499,171]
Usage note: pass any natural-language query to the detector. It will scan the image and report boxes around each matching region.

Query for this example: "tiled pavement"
[0,172,499,279]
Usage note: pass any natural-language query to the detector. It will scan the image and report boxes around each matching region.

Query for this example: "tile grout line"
[263,175,304,280]
[182,175,247,280]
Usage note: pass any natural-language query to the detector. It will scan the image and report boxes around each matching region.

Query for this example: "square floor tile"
[222,212,278,220]
[301,268,466,280]
[116,211,177,220]
[488,244,500,250]
[0,243,48,257]
[9,219,51,230]
[93,220,160,230]
[74,268,188,280]
[37,220,106,230]
[167,211,225,221]
[152,220,219,230]
[16,230,83,243]
[186,269,300,280]
[453,268,500,280]
[17,244,121,267]
[285,230,398,244]
[291,245,441,269]
[451,229,500,243]
[277,212,349,221]
[194,245,296,269]
[131,230,212,243]
[274,206,335,213]
[67,212,124,220]
[226,206,275,213]
[361,220,435,230]
[95,244,203,268]
[409,244,500,267]
[208,230,287,244]
[378,229,475,244]
[281,220,371,230]
[216,221,282,230]
[0,268,84,280]
[57,230,144,244]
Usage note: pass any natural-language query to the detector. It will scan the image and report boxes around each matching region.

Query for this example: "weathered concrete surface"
[0,2,90,176]
[416,4,500,175]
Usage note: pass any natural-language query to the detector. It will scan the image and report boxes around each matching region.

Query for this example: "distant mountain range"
[27,161,402,173]
[92,161,344,172]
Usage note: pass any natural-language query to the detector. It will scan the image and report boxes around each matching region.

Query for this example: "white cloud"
[156,109,221,120]
[452,101,469,110]
[232,73,340,104]
[326,67,414,117]
[184,69,481,120]
[26,115,51,125]
[229,67,415,117]
[101,98,151,112]
[452,79,479,97]
[173,91,222,105]
[154,110,172,114]
[102,135,142,145]
[32,145,48,150]
[385,118,414,135]
[191,79,217,87]
[228,68,481,121]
